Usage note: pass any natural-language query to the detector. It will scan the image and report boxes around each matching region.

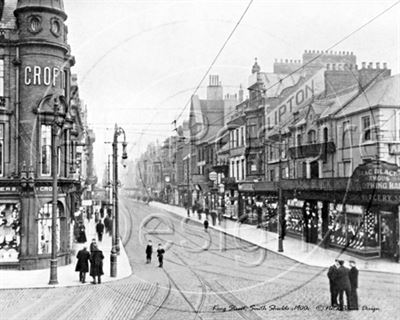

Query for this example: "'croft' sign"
[24,65,66,88]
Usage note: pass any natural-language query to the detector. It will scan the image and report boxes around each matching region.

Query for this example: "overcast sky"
[63,0,400,176]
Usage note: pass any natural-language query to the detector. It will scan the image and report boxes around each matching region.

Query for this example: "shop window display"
[38,202,61,254]
[328,203,380,256]
[286,200,304,237]
[0,203,20,262]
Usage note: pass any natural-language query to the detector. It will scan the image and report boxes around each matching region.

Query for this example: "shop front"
[281,160,400,261]
[223,178,239,219]
[0,187,21,266]
[0,180,80,270]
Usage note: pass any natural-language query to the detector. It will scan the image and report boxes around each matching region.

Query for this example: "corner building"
[0,0,83,269]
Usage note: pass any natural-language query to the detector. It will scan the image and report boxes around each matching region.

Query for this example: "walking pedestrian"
[327,259,339,307]
[96,220,105,242]
[348,260,359,310]
[157,243,165,268]
[336,260,351,311]
[145,240,153,263]
[75,246,90,283]
[90,244,104,284]
[77,222,87,243]
[94,210,100,223]
[89,238,97,253]
[204,219,209,232]
[104,214,112,235]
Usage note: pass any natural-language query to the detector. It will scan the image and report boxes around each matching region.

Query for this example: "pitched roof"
[335,74,400,118]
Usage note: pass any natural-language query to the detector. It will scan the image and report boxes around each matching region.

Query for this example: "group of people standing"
[145,240,165,267]
[327,259,359,311]
[75,239,104,284]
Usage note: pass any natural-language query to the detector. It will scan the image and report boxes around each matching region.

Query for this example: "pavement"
[149,201,400,274]
[0,219,132,289]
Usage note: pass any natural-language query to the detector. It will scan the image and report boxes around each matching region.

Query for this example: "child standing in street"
[157,243,165,268]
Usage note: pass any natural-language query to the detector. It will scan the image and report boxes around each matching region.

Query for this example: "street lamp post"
[266,127,284,253]
[111,124,127,269]
[49,96,72,285]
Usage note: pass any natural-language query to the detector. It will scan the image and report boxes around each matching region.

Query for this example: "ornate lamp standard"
[49,96,73,285]
[110,124,127,277]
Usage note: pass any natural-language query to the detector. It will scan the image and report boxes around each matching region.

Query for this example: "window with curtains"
[41,125,52,176]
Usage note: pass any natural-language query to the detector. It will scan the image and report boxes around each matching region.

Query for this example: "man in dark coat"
[336,260,351,311]
[77,222,87,243]
[145,240,153,263]
[327,259,339,307]
[157,243,165,268]
[90,244,104,284]
[75,246,90,283]
[103,215,111,235]
[96,220,105,242]
[89,238,97,253]
[348,260,359,310]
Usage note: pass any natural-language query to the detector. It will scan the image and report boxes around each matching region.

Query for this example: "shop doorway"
[380,210,398,260]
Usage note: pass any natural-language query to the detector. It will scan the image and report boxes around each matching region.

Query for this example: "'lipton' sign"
[266,68,325,126]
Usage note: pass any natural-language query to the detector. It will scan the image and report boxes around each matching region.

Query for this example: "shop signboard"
[351,160,400,191]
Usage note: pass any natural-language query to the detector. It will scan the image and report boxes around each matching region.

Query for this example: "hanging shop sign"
[209,171,218,181]
[351,160,400,191]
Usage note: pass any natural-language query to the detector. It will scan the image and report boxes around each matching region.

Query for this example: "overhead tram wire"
[174,0,400,131]
[174,0,254,123]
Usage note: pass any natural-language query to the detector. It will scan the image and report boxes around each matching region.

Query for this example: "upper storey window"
[28,15,42,34]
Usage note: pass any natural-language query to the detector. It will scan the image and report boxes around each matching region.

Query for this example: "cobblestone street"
[1,199,399,320]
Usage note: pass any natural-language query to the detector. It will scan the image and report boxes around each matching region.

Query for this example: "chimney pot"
[285,59,288,63]
[326,64,330,70]
[383,62,387,69]
[368,62,373,69]
[376,62,380,69]
[362,62,366,69]
[332,63,336,70]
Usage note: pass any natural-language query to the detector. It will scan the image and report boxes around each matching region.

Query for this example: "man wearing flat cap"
[336,260,351,311]
[327,259,340,307]
[348,260,359,310]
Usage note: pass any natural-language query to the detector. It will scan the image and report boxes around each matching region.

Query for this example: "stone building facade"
[0,0,92,269]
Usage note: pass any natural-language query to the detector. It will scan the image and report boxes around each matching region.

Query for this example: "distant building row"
[136,50,400,262]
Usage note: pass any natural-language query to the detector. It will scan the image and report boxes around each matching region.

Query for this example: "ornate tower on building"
[0,0,84,270]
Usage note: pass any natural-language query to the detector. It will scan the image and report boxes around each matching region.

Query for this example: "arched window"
[323,127,328,142]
